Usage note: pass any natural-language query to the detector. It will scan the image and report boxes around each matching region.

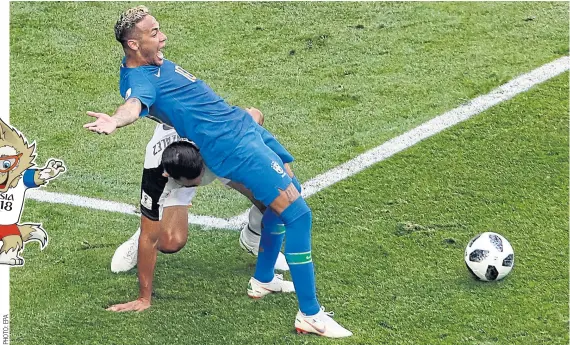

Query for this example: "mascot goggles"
[0,153,23,173]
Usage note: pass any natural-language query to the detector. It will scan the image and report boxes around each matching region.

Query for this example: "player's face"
[135,15,167,66]
[173,167,205,188]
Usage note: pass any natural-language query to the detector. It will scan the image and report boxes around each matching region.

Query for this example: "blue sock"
[253,209,285,283]
[291,176,302,194]
[280,197,320,316]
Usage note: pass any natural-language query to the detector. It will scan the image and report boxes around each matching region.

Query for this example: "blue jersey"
[119,58,256,170]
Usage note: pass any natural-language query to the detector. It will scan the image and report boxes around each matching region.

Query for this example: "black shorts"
[140,166,168,221]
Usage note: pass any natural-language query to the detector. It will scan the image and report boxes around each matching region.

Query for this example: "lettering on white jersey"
[0,178,28,225]
[0,193,14,201]
[153,134,180,156]
[143,125,180,169]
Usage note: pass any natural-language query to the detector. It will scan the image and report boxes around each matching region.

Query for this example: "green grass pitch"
[8,2,569,344]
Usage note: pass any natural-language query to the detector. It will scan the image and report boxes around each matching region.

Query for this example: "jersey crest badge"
[271,161,285,176]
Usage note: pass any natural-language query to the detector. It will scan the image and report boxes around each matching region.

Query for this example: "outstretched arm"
[84,98,142,135]
[107,215,160,312]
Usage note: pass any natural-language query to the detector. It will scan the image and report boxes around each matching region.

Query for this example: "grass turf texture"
[10,68,568,345]
[8,2,569,344]
[9,1,568,217]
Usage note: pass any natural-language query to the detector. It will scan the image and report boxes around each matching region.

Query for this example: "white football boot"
[295,307,353,338]
[247,274,295,299]
[110,228,140,273]
[239,220,289,271]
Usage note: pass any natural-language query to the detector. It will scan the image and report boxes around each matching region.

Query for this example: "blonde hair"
[114,5,150,45]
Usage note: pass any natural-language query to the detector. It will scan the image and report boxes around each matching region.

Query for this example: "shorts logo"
[141,190,153,210]
[271,161,286,176]
[124,88,132,100]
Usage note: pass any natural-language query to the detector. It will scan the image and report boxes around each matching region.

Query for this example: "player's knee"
[159,240,185,254]
[282,199,312,253]
[279,197,312,225]
[158,231,187,254]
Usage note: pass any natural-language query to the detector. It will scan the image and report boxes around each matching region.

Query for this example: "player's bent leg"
[157,205,189,254]
[155,181,196,253]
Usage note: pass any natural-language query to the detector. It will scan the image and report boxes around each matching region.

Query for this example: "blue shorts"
[212,126,293,206]
[255,125,294,164]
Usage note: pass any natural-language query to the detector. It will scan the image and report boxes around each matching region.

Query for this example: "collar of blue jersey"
[120,56,166,69]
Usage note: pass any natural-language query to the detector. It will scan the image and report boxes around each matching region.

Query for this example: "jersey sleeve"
[121,70,157,117]
[22,169,40,188]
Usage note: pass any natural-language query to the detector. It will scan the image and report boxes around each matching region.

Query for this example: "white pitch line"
[299,56,570,198]
[27,56,569,230]
[26,189,239,230]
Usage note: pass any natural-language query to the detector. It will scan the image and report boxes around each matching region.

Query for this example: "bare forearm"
[113,98,142,128]
[138,216,160,301]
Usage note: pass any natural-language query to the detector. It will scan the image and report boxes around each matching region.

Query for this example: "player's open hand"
[84,111,118,135]
[106,298,151,312]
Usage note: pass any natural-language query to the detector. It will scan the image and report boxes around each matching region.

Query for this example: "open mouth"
[0,173,8,189]
[157,50,164,61]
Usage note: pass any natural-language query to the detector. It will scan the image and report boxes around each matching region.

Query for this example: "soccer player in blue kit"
[84,6,351,338]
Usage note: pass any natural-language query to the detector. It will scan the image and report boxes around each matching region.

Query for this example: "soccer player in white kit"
[111,123,289,271]
[108,120,288,312]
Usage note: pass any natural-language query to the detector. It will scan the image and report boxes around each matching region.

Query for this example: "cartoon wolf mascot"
[0,118,66,266]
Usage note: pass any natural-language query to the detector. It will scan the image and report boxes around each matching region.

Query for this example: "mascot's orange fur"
[0,118,65,266]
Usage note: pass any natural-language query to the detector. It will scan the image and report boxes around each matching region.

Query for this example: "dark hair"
[161,141,203,180]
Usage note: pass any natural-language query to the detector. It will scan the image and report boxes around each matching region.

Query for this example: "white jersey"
[145,124,229,185]
[142,125,229,220]
[0,177,31,225]
[144,124,181,169]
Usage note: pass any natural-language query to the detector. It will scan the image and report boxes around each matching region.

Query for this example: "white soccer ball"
[464,232,514,281]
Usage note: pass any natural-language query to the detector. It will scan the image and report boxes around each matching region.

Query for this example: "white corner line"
[26,56,569,230]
